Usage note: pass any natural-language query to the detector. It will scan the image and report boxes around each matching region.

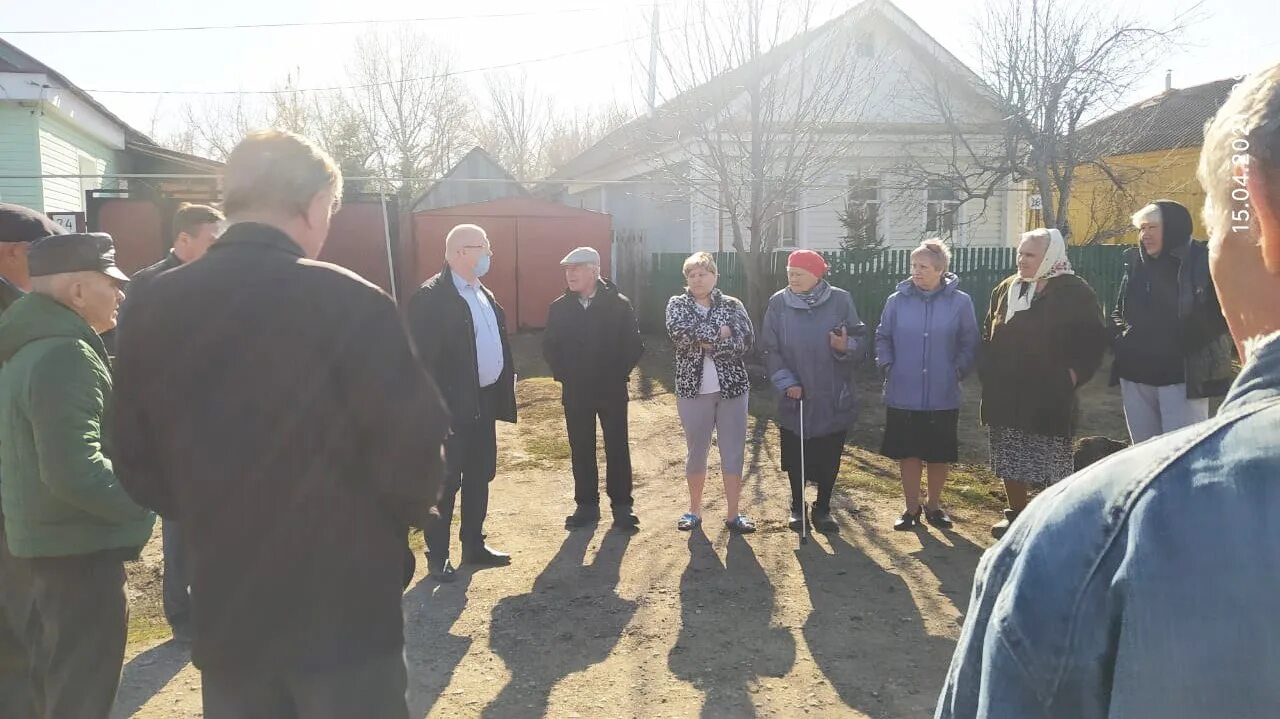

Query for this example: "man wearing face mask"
[407,224,516,583]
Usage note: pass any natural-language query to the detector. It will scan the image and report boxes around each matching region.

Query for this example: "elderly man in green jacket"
[0,203,63,719]
[0,232,154,719]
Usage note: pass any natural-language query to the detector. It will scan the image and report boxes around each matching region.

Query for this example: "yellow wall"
[1063,146,1206,244]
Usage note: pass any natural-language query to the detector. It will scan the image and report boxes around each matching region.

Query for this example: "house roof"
[410,146,528,210]
[1079,77,1240,158]
[0,38,221,171]
[547,0,995,183]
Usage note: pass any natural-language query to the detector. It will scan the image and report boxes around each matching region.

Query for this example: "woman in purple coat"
[875,240,979,530]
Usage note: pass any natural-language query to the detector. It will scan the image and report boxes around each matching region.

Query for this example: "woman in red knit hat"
[759,250,867,532]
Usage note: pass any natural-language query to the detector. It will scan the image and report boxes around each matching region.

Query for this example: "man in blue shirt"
[937,63,1280,718]
[407,224,517,583]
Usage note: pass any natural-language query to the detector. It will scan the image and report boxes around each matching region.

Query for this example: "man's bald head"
[444,224,492,282]
[444,224,488,256]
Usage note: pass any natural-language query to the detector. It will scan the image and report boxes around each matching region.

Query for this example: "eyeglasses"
[462,244,492,255]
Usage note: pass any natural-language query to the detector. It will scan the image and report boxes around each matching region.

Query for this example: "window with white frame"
[843,176,881,247]
[925,186,960,240]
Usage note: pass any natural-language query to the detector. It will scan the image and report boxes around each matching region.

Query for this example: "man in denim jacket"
[937,63,1280,718]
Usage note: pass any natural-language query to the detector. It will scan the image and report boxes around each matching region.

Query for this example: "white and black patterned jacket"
[665,289,754,399]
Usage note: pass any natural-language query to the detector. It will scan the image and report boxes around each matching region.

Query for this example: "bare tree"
[349,29,472,202]
[474,71,550,182]
[904,0,1188,238]
[171,94,268,161]
[541,103,633,177]
[643,0,884,319]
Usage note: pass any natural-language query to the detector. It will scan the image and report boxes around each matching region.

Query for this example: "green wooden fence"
[639,245,1130,332]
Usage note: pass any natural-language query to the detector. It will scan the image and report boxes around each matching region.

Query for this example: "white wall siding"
[38,113,120,213]
[0,104,43,209]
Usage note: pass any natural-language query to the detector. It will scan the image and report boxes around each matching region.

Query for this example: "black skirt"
[879,408,959,463]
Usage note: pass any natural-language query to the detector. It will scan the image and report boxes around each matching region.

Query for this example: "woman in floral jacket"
[665,252,756,533]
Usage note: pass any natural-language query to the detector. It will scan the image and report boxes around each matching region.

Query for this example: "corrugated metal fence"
[640,246,1130,331]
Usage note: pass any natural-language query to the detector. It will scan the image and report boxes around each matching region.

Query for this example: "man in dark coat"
[1111,199,1234,443]
[114,201,223,643]
[0,203,62,719]
[406,223,516,583]
[543,247,645,530]
[110,131,449,718]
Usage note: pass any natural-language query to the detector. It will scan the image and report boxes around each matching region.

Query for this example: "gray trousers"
[202,652,409,719]
[1120,380,1211,444]
[676,391,749,476]
[22,552,129,719]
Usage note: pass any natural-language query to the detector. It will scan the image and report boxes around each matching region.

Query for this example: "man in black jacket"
[406,224,516,583]
[115,201,223,643]
[543,247,645,530]
[111,131,449,718]
[1111,199,1234,443]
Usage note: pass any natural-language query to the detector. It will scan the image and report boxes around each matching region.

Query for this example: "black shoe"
[565,505,601,529]
[893,506,923,531]
[812,508,839,533]
[612,506,640,529]
[788,510,804,532]
[427,557,457,583]
[925,507,954,529]
[991,508,1020,539]
[462,544,511,567]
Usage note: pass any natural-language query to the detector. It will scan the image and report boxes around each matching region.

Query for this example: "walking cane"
[799,397,809,546]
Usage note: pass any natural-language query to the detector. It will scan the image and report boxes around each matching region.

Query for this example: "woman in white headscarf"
[978,228,1107,538]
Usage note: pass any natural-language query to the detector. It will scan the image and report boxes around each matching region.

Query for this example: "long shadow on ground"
[669,531,796,718]
[110,640,189,718]
[482,528,635,718]
[405,571,476,716]
[798,531,968,718]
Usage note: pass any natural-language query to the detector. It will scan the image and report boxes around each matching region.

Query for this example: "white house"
[548,0,1025,255]
[0,39,217,216]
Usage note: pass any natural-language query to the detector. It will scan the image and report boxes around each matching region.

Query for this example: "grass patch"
[127,614,172,646]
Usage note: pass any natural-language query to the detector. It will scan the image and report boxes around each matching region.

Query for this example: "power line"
[0,5,654,35]
[80,19,687,96]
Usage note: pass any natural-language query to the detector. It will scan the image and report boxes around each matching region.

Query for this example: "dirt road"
[113,349,996,718]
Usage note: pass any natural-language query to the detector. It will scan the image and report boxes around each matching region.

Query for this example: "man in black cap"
[0,203,63,310]
[0,203,61,719]
[0,232,154,718]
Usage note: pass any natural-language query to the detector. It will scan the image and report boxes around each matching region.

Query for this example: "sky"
[1,0,1276,147]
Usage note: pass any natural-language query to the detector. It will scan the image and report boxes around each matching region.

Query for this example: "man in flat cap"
[543,246,644,530]
[0,203,62,718]
[0,232,154,718]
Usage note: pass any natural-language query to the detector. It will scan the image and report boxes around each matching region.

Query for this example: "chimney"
[1165,69,1172,92]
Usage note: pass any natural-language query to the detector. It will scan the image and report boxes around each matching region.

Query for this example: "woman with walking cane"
[760,250,867,534]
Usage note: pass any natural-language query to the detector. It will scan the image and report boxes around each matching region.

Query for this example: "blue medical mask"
[474,253,491,278]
